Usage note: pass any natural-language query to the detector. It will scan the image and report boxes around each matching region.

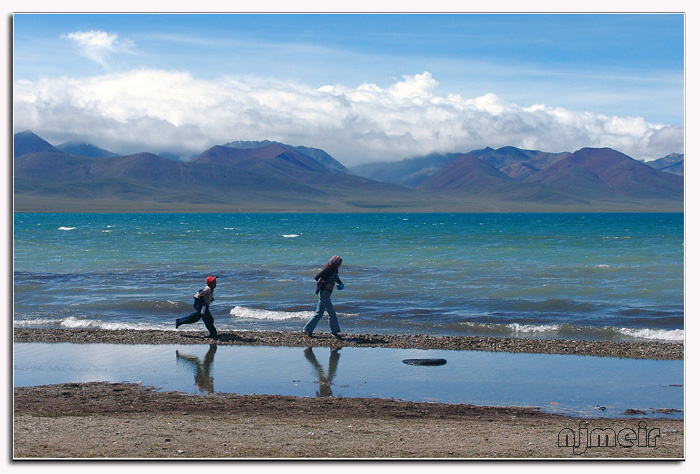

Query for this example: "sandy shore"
[13,328,685,459]
[13,328,684,359]
[14,382,684,459]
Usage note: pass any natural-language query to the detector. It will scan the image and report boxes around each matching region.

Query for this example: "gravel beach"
[13,328,685,459]
[13,328,684,359]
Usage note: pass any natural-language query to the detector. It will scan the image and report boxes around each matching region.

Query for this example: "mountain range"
[13,130,683,212]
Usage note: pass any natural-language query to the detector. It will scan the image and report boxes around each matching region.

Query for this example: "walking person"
[176,275,218,339]
[304,255,344,339]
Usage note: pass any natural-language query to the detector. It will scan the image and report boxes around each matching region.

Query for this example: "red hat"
[206,276,218,286]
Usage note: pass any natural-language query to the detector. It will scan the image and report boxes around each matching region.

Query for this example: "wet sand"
[13,328,685,459]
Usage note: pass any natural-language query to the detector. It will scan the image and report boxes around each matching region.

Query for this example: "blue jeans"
[304,289,340,334]
[177,306,217,337]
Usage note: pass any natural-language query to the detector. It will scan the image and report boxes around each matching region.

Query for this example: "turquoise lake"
[13,213,684,341]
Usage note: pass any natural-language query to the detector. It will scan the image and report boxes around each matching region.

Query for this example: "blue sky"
[13,13,685,165]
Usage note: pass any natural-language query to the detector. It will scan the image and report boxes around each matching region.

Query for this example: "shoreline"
[13,329,685,458]
[14,327,684,360]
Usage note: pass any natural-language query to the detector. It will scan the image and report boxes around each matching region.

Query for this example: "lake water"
[13,213,684,342]
[13,342,683,419]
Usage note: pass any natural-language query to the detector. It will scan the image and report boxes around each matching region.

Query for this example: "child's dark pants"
[177,306,217,338]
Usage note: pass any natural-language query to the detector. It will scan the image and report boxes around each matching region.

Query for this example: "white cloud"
[13,69,683,165]
[62,30,135,68]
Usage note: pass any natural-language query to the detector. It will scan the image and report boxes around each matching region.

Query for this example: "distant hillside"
[13,131,63,157]
[57,141,120,158]
[14,133,420,212]
[223,140,351,174]
[473,146,571,180]
[351,146,571,187]
[192,144,422,201]
[417,154,588,205]
[351,153,461,187]
[646,153,684,175]
[14,150,332,207]
[194,144,329,178]
[13,131,683,212]
[417,154,514,191]
[526,147,683,200]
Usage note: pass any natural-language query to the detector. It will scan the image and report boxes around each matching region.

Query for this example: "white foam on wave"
[14,318,61,327]
[459,321,684,342]
[230,305,312,321]
[617,327,684,342]
[458,321,562,335]
[507,323,561,333]
[58,226,76,231]
[60,316,165,331]
[282,234,300,238]
[15,316,172,331]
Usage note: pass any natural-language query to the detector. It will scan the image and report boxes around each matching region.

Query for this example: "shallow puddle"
[14,343,683,419]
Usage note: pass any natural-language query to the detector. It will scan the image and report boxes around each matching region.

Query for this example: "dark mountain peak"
[195,143,288,163]
[528,147,683,200]
[567,148,642,179]
[193,145,239,163]
[14,130,63,158]
[57,141,119,158]
[414,153,588,205]
[478,146,532,168]
[223,140,350,173]
[469,146,494,157]
[646,153,684,175]
[418,153,513,191]
[288,145,351,174]
[223,139,278,149]
[472,145,571,180]
[194,143,328,174]
[494,145,531,156]
[571,146,620,160]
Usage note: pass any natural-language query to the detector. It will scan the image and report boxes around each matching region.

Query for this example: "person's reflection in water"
[304,346,340,398]
[176,344,217,394]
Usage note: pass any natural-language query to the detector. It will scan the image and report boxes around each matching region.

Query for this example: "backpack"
[193,288,205,313]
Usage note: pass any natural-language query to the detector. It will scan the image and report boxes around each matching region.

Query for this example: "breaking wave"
[229,306,313,321]
[458,321,684,342]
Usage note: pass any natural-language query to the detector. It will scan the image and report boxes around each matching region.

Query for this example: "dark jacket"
[315,265,343,294]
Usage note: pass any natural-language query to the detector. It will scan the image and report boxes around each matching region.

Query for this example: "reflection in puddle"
[174,345,343,398]
[304,347,341,398]
[176,344,217,394]
[14,342,684,419]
